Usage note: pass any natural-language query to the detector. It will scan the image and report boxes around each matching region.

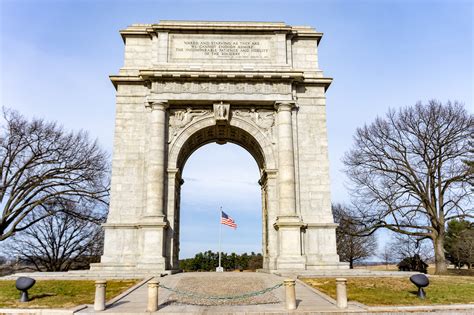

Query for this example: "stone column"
[265,170,278,271]
[137,100,168,271]
[165,168,180,270]
[274,101,305,270]
[276,101,297,216]
[144,100,168,219]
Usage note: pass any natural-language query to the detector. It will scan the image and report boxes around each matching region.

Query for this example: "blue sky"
[1,0,472,259]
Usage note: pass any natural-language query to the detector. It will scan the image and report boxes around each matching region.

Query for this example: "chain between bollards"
[94,280,107,311]
[94,278,296,311]
[158,282,283,300]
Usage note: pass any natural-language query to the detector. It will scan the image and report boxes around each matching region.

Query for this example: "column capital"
[146,99,169,111]
[167,168,180,174]
[274,101,296,112]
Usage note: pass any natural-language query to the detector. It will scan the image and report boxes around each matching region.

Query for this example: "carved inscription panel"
[169,34,274,61]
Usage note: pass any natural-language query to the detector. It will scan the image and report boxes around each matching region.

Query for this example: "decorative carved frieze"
[168,108,212,142]
[167,106,276,144]
[233,108,276,142]
[154,81,291,95]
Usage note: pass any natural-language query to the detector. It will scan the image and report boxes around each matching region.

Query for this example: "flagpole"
[218,206,222,270]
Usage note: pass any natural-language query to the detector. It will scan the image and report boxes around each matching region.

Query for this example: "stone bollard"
[284,279,297,310]
[94,280,107,311]
[336,278,348,309]
[147,279,160,312]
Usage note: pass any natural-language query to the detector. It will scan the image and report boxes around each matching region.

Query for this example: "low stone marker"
[284,279,296,310]
[147,279,160,312]
[15,277,36,302]
[94,280,107,311]
[336,278,348,308]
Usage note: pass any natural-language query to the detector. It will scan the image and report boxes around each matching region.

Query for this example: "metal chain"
[158,282,283,300]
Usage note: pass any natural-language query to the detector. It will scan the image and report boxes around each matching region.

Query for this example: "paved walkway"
[77,272,364,314]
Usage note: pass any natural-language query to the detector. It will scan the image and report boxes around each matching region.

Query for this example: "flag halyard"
[220,211,237,229]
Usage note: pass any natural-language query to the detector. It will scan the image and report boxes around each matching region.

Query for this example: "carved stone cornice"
[118,21,323,43]
[139,70,305,81]
[109,73,332,92]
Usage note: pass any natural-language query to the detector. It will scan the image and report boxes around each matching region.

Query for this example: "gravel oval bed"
[165,273,281,306]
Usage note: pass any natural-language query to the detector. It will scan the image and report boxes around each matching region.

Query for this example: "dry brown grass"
[303,276,474,306]
[355,264,474,276]
[0,279,139,309]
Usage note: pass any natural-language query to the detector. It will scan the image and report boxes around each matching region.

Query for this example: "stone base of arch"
[92,221,347,274]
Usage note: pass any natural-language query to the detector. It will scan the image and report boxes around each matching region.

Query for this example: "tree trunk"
[433,236,448,274]
[349,258,354,269]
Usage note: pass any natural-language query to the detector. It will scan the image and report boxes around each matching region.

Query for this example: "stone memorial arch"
[92,21,347,273]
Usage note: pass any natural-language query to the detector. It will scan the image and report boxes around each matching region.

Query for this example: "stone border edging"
[367,304,474,312]
[104,277,154,308]
[296,278,368,312]
[295,278,337,306]
[0,309,73,315]
[70,304,87,313]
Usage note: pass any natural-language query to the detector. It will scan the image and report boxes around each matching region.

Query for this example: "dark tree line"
[444,219,474,269]
[179,251,263,272]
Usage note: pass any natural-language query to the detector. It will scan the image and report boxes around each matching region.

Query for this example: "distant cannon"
[410,274,429,299]
[15,277,36,302]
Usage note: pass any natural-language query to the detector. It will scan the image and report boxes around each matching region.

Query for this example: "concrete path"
[77,272,364,314]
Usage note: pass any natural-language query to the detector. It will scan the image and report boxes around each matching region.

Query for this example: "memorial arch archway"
[92,21,348,274]
[165,112,278,270]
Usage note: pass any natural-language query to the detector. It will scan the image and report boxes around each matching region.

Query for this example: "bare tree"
[7,200,105,271]
[389,233,433,262]
[343,100,472,274]
[378,243,396,270]
[333,203,378,269]
[0,109,109,240]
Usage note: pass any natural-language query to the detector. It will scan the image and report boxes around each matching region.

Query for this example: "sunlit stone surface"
[91,20,348,273]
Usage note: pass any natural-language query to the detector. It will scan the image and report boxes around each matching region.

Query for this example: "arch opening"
[176,124,267,172]
[166,121,275,270]
[179,143,262,264]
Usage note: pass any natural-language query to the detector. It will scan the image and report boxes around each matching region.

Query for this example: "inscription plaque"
[169,34,274,61]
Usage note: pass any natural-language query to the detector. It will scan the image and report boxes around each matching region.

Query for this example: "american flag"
[220,211,237,229]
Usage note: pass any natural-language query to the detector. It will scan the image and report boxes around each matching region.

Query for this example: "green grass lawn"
[303,276,474,306]
[0,279,139,309]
